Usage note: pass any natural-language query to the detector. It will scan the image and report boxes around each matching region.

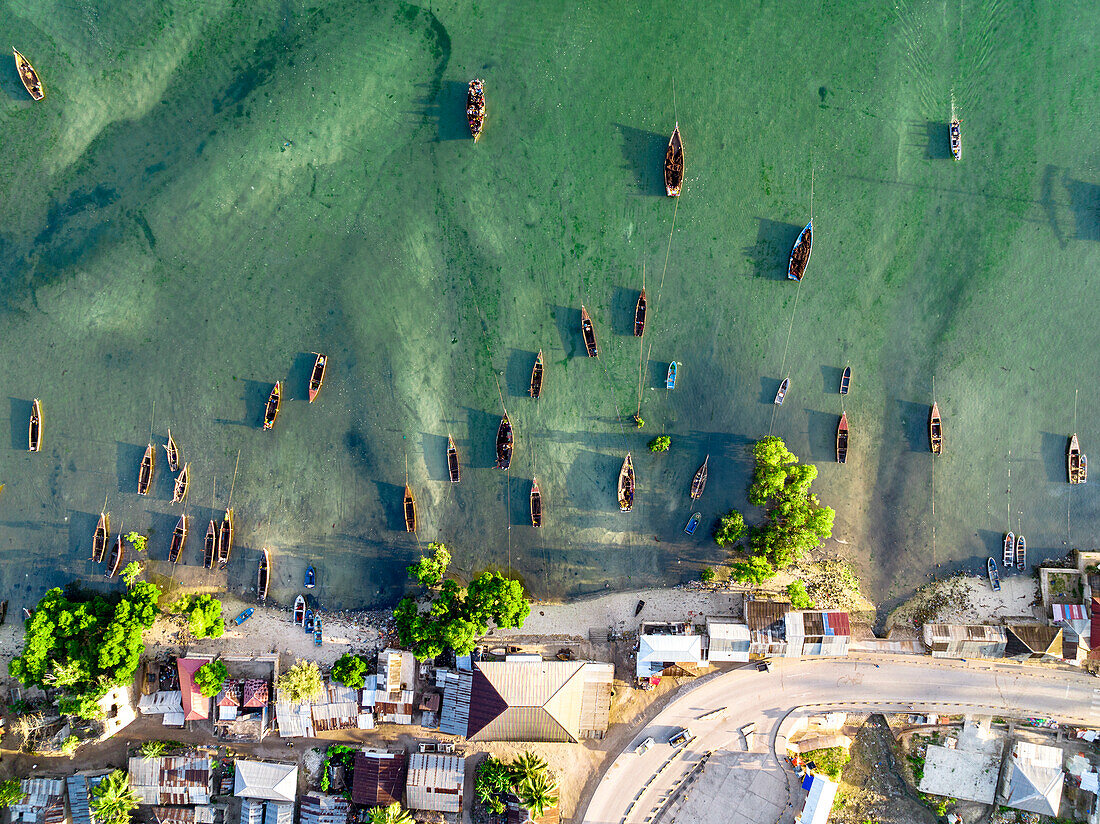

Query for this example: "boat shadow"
[344,427,379,478]
[506,349,539,398]
[67,509,100,564]
[806,409,839,463]
[420,432,450,481]
[744,218,802,280]
[820,364,845,394]
[976,529,1005,565]
[115,441,146,494]
[8,398,32,451]
[920,121,952,161]
[759,376,784,405]
[415,80,471,142]
[149,511,179,563]
[1065,177,1100,241]
[243,379,273,428]
[551,304,582,358]
[375,480,412,533]
[896,400,930,452]
[290,352,319,401]
[611,286,641,336]
[1039,431,1069,483]
[461,406,501,469]
[613,123,667,197]
[1,61,30,102]
[509,476,536,528]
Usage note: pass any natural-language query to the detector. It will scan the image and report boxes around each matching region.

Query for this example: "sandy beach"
[887,574,1040,631]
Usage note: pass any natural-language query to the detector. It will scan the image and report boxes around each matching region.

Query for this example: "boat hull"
[787,221,812,281]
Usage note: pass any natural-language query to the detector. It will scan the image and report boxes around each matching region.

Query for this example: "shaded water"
[0,1,1099,618]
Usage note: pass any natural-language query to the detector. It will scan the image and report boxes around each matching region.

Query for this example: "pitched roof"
[1006,624,1063,658]
[233,760,298,803]
[217,681,241,707]
[127,756,213,805]
[1090,597,1100,659]
[242,680,269,708]
[176,658,211,721]
[299,794,350,824]
[637,635,704,677]
[747,600,790,635]
[1005,741,1064,816]
[405,753,465,813]
[351,751,407,807]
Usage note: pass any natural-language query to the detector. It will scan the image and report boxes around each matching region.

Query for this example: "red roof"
[177,658,211,721]
[242,679,269,708]
[825,612,850,637]
[351,752,407,806]
[1090,598,1100,660]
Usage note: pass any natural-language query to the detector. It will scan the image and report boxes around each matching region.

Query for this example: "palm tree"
[90,770,140,824]
[509,751,549,783]
[515,771,558,819]
[366,803,414,824]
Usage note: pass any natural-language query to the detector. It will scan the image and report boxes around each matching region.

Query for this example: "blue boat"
[313,617,323,646]
[666,362,678,390]
[303,609,314,632]
[684,512,701,535]
[234,607,254,626]
[304,565,316,589]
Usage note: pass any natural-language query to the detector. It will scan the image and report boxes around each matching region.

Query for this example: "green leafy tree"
[700,567,716,583]
[467,572,531,629]
[713,510,746,547]
[408,542,451,588]
[330,654,370,687]
[277,661,323,702]
[124,532,147,553]
[193,661,228,698]
[60,734,80,756]
[140,740,170,759]
[183,595,224,639]
[648,435,671,453]
[59,694,106,721]
[786,580,814,609]
[365,803,414,824]
[730,556,776,585]
[508,751,549,783]
[0,779,27,808]
[90,770,140,824]
[120,562,143,588]
[475,757,511,814]
[515,771,558,818]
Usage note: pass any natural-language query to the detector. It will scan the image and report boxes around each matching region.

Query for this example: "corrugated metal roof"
[127,757,212,806]
[275,701,314,738]
[351,752,406,807]
[1054,604,1087,621]
[151,806,216,824]
[1006,624,1062,658]
[405,753,465,813]
[233,760,297,803]
[299,794,349,824]
[746,600,790,633]
[439,672,472,737]
[1090,597,1100,659]
[11,779,64,824]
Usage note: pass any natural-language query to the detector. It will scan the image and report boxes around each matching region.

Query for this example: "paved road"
[582,656,1100,824]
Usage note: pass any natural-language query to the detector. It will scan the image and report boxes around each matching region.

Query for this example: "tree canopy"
[194,660,228,697]
[365,804,413,824]
[713,510,746,547]
[180,594,224,639]
[0,779,26,808]
[408,543,451,588]
[474,752,557,817]
[330,653,370,688]
[277,661,323,702]
[786,580,814,609]
[90,770,139,824]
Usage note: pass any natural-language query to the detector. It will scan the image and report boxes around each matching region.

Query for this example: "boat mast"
[227,450,240,510]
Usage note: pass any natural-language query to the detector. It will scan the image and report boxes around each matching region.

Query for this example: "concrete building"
[747,600,790,658]
[636,632,705,679]
[1002,741,1065,817]
[351,751,407,808]
[128,756,213,806]
[405,752,465,814]
[918,717,1003,804]
[234,760,297,824]
[705,617,751,663]
[923,624,1007,659]
[785,611,850,658]
[375,649,416,724]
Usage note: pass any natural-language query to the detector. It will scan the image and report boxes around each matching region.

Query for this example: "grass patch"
[803,746,851,781]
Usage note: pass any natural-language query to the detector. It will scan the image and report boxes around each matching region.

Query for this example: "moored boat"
[308,353,327,403]
[13,49,43,101]
[774,377,789,405]
[530,478,542,527]
[690,456,709,500]
[304,609,314,632]
[165,429,180,472]
[839,366,851,395]
[217,509,234,569]
[168,514,187,564]
[203,521,216,569]
[257,548,270,602]
[617,453,635,512]
[467,79,486,141]
[447,435,461,483]
[950,120,961,161]
[684,512,701,535]
[664,123,684,197]
[634,290,647,337]
[0,600,7,624]
[929,403,943,455]
[1068,434,1085,484]
[404,484,417,533]
[172,463,190,504]
[106,527,124,578]
[1082,454,1089,484]
[28,398,42,452]
[529,350,544,399]
[836,413,849,464]
[1015,534,1026,571]
[496,414,513,470]
[263,382,282,430]
[92,510,110,562]
[788,221,813,282]
[304,565,316,588]
[137,444,155,495]
[1003,532,1015,568]
[666,362,678,390]
[235,607,254,625]
[293,595,306,625]
[314,617,323,646]
[580,305,599,357]
[987,557,1001,592]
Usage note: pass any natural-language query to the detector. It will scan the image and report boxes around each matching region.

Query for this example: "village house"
[298,794,350,824]
[636,622,706,682]
[923,624,1008,659]
[747,600,790,658]
[374,649,417,725]
[704,617,751,664]
[127,756,213,806]
[784,610,850,658]
[405,751,465,814]
[1001,740,1065,817]
[175,657,214,725]
[234,760,298,824]
[350,750,407,808]
[9,779,65,824]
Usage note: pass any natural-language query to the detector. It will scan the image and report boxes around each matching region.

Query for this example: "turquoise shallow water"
[1,0,1099,619]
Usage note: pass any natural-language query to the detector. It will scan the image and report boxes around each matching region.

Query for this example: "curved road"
[582,656,1100,824]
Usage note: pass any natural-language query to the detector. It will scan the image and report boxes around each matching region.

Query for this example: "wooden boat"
[314,617,323,646]
[950,120,961,161]
[308,353,327,403]
[1082,454,1089,484]
[839,366,851,395]
[404,484,417,533]
[1015,534,1026,571]
[836,413,849,464]
[684,512,701,535]
[467,79,486,141]
[529,350,544,399]
[666,362,678,390]
[774,377,789,405]
[263,381,282,430]
[634,290,647,337]
[257,548,270,602]
[304,609,314,632]
[105,528,124,579]
[22,608,31,621]
[530,478,542,527]
[137,444,155,495]
[496,414,513,470]
[1003,532,1015,568]
[293,595,306,625]
[690,456,709,500]
[13,49,43,101]
[0,600,8,625]
[28,398,41,452]
[447,436,461,483]
[929,403,943,455]
[304,565,316,588]
[664,123,684,197]
[787,220,813,282]
[617,453,635,512]
[235,608,254,625]
[580,305,599,357]
[1068,434,1084,484]
[635,599,646,616]
[92,510,110,562]
[203,521,216,569]
[172,463,190,504]
[217,509,234,569]
[987,557,1001,592]
[164,429,180,472]
[168,515,187,564]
